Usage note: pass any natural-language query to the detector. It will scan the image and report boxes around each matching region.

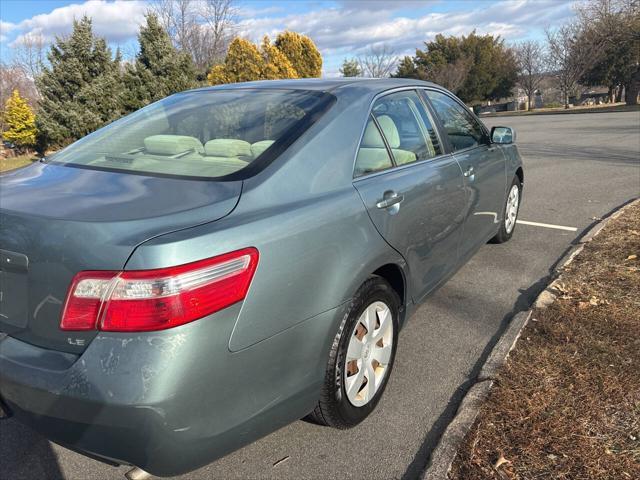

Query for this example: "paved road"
[2,111,639,480]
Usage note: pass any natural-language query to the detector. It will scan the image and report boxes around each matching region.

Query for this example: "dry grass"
[0,154,37,173]
[450,202,640,480]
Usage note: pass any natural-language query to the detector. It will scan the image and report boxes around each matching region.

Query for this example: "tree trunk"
[528,94,533,111]
[608,85,615,104]
[625,68,639,106]
[615,86,624,103]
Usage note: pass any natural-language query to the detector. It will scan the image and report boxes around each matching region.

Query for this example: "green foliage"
[208,37,264,85]
[2,89,36,150]
[274,31,322,78]
[207,34,320,86]
[35,16,122,152]
[260,36,299,80]
[393,56,419,78]
[394,32,518,102]
[339,58,361,77]
[579,4,640,103]
[122,14,196,112]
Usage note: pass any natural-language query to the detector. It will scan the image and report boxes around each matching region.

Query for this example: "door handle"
[376,192,404,209]
[463,166,475,177]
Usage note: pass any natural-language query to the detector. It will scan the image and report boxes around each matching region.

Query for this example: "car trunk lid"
[0,163,241,354]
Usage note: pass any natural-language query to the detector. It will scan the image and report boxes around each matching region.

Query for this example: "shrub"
[2,89,36,151]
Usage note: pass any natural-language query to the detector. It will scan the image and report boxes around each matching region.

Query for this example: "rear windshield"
[48,89,334,180]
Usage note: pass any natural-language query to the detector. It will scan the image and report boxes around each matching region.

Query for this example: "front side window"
[424,90,486,151]
[48,89,334,179]
[370,90,442,165]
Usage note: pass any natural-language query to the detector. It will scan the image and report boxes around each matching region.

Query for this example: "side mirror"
[491,126,516,144]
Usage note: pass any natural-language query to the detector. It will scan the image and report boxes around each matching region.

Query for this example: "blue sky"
[0,0,576,76]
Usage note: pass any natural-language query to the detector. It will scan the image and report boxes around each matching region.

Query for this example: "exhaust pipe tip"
[125,467,152,480]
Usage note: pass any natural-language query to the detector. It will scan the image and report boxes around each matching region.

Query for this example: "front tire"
[490,176,522,244]
[309,276,400,428]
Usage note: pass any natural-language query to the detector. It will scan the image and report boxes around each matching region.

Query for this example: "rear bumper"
[0,304,342,476]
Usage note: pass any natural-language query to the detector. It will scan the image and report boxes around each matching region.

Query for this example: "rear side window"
[424,90,486,151]
[370,90,442,165]
[354,115,394,177]
[48,89,334,180]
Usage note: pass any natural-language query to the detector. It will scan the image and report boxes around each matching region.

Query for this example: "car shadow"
[0,418,64,480]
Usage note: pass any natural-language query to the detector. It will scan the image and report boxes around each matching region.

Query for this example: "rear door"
[353,90,467,302]
[423,89,507,261]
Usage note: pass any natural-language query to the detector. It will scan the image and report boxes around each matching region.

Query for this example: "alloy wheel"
[344,301,394,407]
[505,184,520,234]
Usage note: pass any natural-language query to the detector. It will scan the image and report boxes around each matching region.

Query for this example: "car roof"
[190,78,440,95]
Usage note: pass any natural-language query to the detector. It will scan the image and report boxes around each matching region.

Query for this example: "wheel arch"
[371,262,409,327]
[515,166,524,185]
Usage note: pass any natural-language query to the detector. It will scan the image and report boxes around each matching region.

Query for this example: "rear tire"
[490,175,522,244]
[308,276,399,428]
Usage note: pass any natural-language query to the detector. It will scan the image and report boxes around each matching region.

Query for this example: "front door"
[423,90,507,261]
[353,90,467,301]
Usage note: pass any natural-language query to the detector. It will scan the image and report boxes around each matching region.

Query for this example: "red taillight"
[60,248,259,332]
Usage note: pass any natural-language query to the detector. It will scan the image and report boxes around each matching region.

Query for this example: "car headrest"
[204,139,252,158]
[250,140,275,158]
[362,115,400,149]
[144,135,204,156]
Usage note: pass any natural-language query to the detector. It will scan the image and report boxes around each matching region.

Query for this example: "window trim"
[419,87,492,155]
[352,113,397,178]
[352,87,451,180]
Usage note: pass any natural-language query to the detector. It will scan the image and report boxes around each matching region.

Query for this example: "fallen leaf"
[629,230,639,236]
[626,254,637,261]
[547,453,558,461]
[578,301,590,309]
[589,296,599,306]
[494,454,511,469]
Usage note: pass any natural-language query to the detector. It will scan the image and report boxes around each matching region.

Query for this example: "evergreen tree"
[207,35,312,86]
[274,31,322,78]
[260,36,298,80]
[35,16,122,152]
[340,58,361,77]
[393,56,419,79]
[207,38,264,86]
[122,14,196,112]
[2,89,36,151]
[394,32,518,102]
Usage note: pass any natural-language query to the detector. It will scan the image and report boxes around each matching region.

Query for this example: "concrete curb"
[420,197,639,480]
[480,105,638,118]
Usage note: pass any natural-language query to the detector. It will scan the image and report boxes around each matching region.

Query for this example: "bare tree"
[200,0,238,64]
[545,23,603,108]
[428,57,471,94]
[358,45,398,78]
[150,0,193,50]
[12,33,46,79]
[514,40,546,110]
[575,0,640,105]
[149,0,238,73]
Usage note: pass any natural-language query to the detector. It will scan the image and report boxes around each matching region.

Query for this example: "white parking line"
[517,220,578,232]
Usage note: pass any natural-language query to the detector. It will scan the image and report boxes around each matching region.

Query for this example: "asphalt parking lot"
[1,110,639,480]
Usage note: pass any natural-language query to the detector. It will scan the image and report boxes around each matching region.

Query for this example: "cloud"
[239,0,573,56]
[1,0,575,74]
[8,0,147,47]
